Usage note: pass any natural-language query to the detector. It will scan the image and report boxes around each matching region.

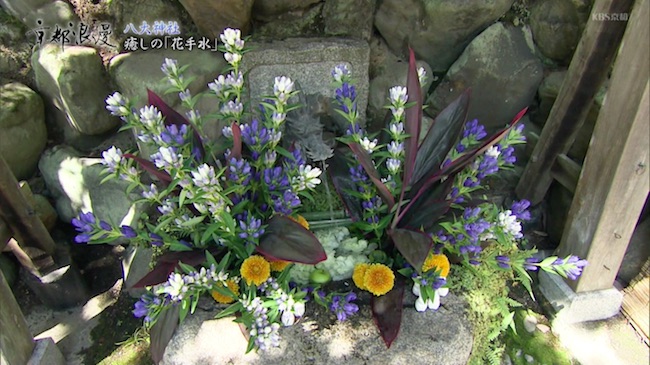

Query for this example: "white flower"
[390,106,405,120]
[226,71,244,89]
[389,122,404,136]
[281,310,296,326]
[220,28,242,49]
[191,164,217,188]
[498,210,523,239]
[272,112,286,126]
[101,146,123,172]
[389,86,408,106]
[220,100,244,116]
[139,105,163,130]
[414,287,449,312]
[224,52,242,65]
[301,165,322,189]
[273,76,294,102]
[387,141,404,157]
[417,66,427,85]
[485,146,500,158]
[386,158,401,174]
[105,92,130,117]
[222,125,233,138]
[161,58,178,77]
[208,75,228,97]
[331,64,350,83]
[360,137,378,153]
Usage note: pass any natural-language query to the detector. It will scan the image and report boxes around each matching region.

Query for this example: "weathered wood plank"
[0,270,34,365]
[0,156,55,255]
[557,0,650,293]
[524,132,582,193]
[516,0,634,204]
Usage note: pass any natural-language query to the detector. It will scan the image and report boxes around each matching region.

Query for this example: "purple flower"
[99,221,112,231]
[272,190,300,215]
[263,167,290,192]
[500,146,516,165]
[463,207,481,220]
[477,155,499,179]
[565,255,588,280]
[462,119,487,140]
[228,157,252,185]
[432,276,446,290]
[335,82,357,113]
[74,233,91,244]
[160,124,187,145]
[349,165,368,183]
[150,233,164,247]
[495,255,510,269]
[120,225,137,239]
[241,119,269,148]
[524,257,540,271]
[511,200,531,221]
[464,220,491,243]
[238,213,265,242]
[330,292,359,321]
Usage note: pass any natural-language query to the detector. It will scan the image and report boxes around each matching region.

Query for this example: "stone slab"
[538,270,624,324]
[27,338,65,365]
[162,293,472,365]
[241,38,370,125]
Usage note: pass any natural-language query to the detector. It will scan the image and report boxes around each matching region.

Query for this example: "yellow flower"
[353,263,370,290]
[422,253,450,278]
[289,214,310,229]
[240,255,271,286]
[363,264,395,296]
[211,279,240,304]
[270,260,291,272]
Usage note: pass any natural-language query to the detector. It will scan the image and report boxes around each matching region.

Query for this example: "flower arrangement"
[71,28,587,361]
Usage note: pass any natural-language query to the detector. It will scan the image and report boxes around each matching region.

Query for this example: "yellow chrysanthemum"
[422,253,450,277]
[353,263,370,290]
[240,255,271,286]
[363,264,395,296]
[211,279,240,304]
[289,215,310,229]
[270,260,291,272]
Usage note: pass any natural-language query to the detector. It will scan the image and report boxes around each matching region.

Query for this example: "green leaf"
[216,303,242,319]
[180,215,205,227]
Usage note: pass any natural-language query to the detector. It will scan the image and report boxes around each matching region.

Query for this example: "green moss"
[300,178,344,213]
[505,310,572,365]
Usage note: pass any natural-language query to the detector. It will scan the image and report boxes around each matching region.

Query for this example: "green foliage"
[504,310,573,365]
[300,177,344,213]
[447,244,517,365]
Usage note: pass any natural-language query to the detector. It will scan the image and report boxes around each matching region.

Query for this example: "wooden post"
[0,269,34,365]
[515,0,634,204]
[0,155,55,256]
[557,0,650,293]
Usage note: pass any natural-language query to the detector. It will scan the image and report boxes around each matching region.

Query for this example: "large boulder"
[162,293,472,365]
[38,145,146,228]
[32,45,120,150]
[255,3,324,40]
[530,0,582,63]
[252,0,321,22]
[107,0,184,42]
[241,38,370,129]
[179,0,254,37]
[374,0,515,73]
[426,22,543,132]
[108,49,227,142]
[0,83,47,180]
[0,0,77,31]
[323,0,377,41]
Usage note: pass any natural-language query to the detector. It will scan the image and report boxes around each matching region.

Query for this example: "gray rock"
[368,56,432,130]
[426,23,543,132]
[162,293,472,365]
[252,0,322,22]
[179,0,254,37]
[32,45,120,149]
[523,314,538,333]
[0,83,47,180]
[374,0,515,73]
[241,38,369,127]
[323,0,376,41]
[108,49,228,143]
[37,145,146,228]
[255,3,324,40]
[108,0,183,40]
[0,0,77,30]
[530,0,582,63]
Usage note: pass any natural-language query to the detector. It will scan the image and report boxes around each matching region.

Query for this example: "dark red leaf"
[398,178,454,232]
[131,249,212,288]
[328,150,364,222]
[147,89,205,161]
[123,153,172,184]
[411,89,470,189]
[348,142,395,211]
[257,215,327,264]
[371,276,405,348]
[230,122,242,159]
[150,305,180,364]
[389,228,433,274]
[402,48,423,188]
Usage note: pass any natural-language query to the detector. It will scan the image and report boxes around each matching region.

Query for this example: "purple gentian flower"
[120,225,137,239]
